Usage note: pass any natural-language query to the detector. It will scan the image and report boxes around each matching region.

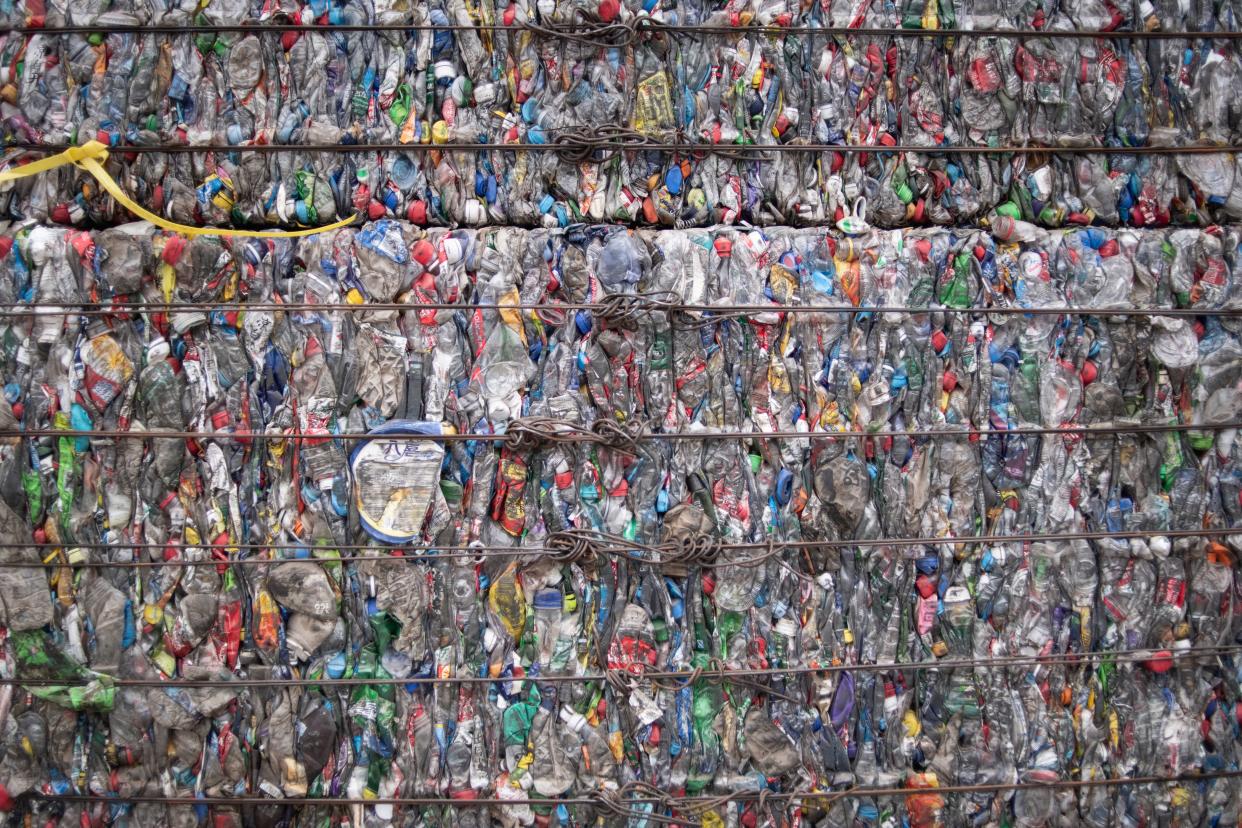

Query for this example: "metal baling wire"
[0,525,1235,567]
[14,774,1242,819]
[5,24,1242,155]
[9,140,1242,154]
[668,768,1242,819]
[4,19,1242,37]
[4,644,1241,688]
[19,766,1242,806]
[5,419,1242,442]
[1,301,1240,317]
[13,769,1242,810]
[19,769,1242,814]
[0,419,1234,567]
[5,650,1239,810]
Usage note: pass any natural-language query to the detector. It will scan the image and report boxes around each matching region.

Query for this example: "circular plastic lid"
[348,420,444,544]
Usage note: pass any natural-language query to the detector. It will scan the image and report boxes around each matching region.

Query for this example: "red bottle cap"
[1080,361,1097,385]
[411,239,435,266]
[1144,650,1174,673]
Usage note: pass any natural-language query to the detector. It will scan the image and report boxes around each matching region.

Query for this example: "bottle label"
[351,421,445,543]
[634,72,674,135]
[1160,578,1186,608]
[915,594,937,635]
[259,779,284,799]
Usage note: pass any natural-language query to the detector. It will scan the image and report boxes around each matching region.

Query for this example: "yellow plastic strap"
[0,141,358,238]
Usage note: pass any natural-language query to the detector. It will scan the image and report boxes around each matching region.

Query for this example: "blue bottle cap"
[665,165,684,196]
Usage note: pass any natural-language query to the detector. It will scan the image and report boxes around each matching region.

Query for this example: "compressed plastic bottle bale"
[2,6,1242,228]
[0,220,1237,825]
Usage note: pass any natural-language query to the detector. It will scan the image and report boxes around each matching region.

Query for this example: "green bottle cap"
[996,201,1021,220]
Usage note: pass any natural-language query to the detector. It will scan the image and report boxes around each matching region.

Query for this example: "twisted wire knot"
[594,289,684,325]
[519,17,665,48]
[549,124,661,162]
[603,666,643,695]
[589,417,646,453]
[672,533,723,567]
[503,416,595,450]
[589,781,684,825]
[544,529,600,565]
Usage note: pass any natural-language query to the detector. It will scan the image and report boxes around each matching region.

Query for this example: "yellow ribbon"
[0,141,358,238]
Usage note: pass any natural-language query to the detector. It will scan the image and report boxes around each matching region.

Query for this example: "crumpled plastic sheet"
[0,220,1241,826]
[3,2,1242,228]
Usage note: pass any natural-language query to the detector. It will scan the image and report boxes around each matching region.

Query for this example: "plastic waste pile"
[3,4,1242,228]
[0,219,1240,826]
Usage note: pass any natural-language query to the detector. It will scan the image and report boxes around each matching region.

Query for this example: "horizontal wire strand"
[21,768,1242,808]
[1,302,1238,318]
[8,141,1242,155]
[0,526,1236,568]
[6,421,1239,442]
[2,22,1242,38]
[5,645,1240,688]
